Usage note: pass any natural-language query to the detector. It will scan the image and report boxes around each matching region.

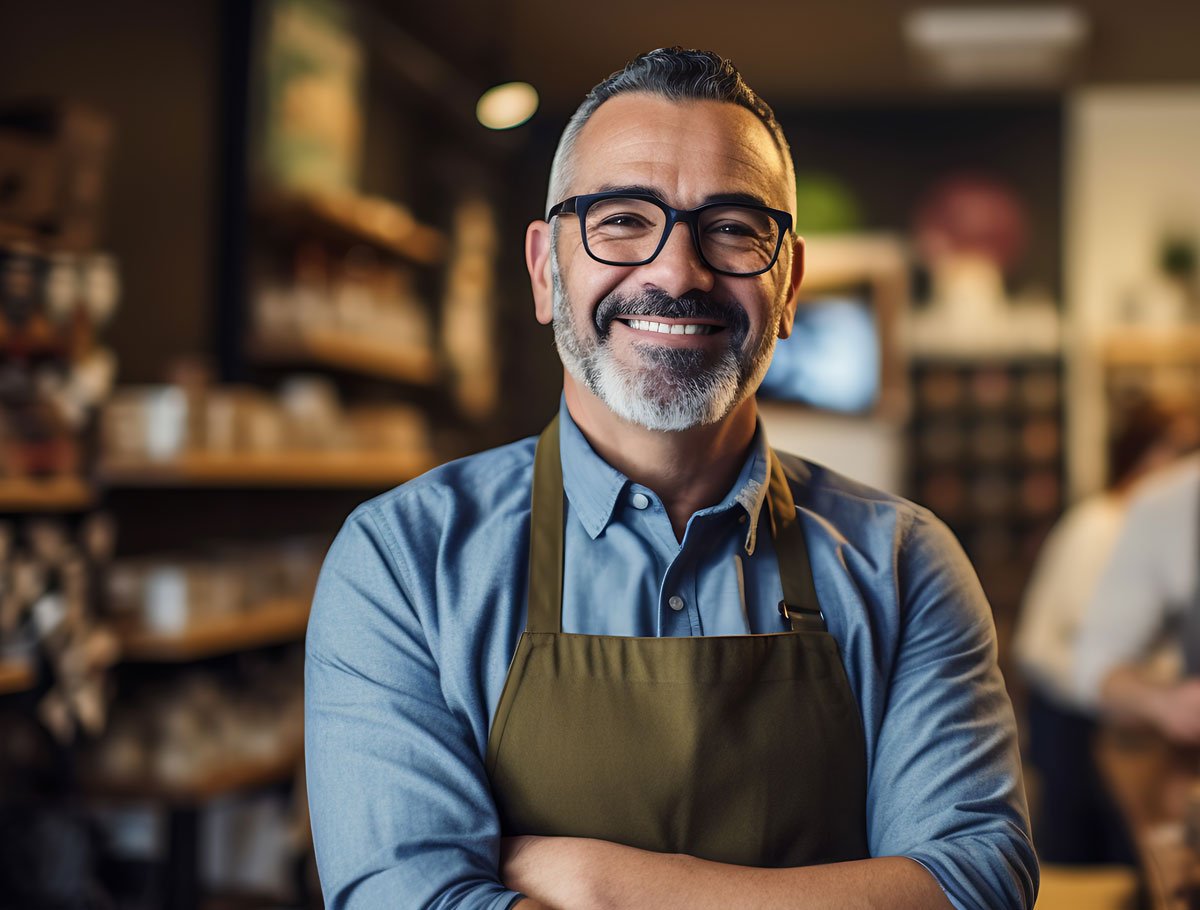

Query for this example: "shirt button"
[668,595,685,611]
[631,492,650,510]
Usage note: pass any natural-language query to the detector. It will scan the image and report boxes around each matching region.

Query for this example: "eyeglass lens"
[582,197,780,274]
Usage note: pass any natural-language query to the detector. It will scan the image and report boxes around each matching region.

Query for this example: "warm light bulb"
[476,82,539,130]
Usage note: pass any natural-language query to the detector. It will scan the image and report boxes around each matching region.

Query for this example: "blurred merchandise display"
[0,102,119,546]
[105,538,322,649]
[86,653,303,793]
[908,358,1064,640]
[101,376,432,477]
[251,238,437,381]
[904,172,1061,357]
[0,243,119,483]
[0,514,119,740]
[260,0,364,194]
[441,196,501,420]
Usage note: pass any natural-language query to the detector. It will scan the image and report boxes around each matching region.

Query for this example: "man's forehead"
[568,94,791,208]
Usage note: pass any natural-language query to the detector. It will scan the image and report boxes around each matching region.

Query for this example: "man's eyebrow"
[593,185,772,208]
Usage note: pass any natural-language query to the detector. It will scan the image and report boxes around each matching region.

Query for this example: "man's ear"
[776,235,805,340]
[526,220,554,325]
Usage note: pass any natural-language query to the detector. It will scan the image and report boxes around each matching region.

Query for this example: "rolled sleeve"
[870,512,1038,910]
[305,506,523,910]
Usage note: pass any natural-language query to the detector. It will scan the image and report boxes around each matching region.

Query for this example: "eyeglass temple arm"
[545,197,579,221]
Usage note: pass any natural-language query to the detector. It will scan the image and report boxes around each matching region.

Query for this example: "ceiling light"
[476,82,539,130]
[904,6,1090,87]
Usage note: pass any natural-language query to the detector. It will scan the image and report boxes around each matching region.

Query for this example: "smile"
[615,318,723,336]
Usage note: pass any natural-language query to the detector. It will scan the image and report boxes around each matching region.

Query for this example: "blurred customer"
[1074,403,1200,745]
[1016,397,1199,863]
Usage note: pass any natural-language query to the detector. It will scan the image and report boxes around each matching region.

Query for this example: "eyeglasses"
[547,192,793,278]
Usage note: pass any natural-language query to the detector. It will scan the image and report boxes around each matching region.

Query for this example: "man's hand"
[1103,667,1200,745]
[501,836,951,910]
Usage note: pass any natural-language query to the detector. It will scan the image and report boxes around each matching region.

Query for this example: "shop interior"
[2,1,1200,908]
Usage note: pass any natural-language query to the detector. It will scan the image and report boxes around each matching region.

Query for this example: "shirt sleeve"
[870,510,1038,910]
[1073,491,1177,708]
[1012,501,1108,708]
[305,505,523,910]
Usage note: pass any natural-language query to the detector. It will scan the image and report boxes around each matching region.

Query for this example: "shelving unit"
[86,743,301,805]
[907,354,1065,647]
[252,187,447,266]
[99,449,434,488]
[115,597,310,662]
[0,475,95,512]
[1102,326,1200,367]
[247,325,440,384]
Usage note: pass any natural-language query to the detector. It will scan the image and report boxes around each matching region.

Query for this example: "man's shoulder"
[773,448,928,526]
[353,435,538,531]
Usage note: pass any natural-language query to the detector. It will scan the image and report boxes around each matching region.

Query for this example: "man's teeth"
[625,319,716,336]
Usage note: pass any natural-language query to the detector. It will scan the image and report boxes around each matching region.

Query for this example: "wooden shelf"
[86,742,301,804]
[254,188,447,265]
[0,658,35,695]
[116,597,310,662]
[99,449,434,488]
[249,327,440,385]
[0,475,94,511]
[800,233,908,294]
[1104,327,1200,366]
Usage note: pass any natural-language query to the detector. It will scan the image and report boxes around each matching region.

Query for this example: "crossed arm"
[305,504,1036,910]
[503,836,950,910]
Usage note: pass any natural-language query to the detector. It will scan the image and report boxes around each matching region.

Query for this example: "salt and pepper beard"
[549,239,787,432]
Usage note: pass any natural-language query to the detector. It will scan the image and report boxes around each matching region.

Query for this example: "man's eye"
[710,221,758,237]
[599,214,650,228]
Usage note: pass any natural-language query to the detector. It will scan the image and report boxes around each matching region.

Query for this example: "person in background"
[305,47,1037,910]
[1075,402,1200,745]
[1015,397,1200,864]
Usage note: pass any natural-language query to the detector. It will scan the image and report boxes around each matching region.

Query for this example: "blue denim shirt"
[305,401,1037,910]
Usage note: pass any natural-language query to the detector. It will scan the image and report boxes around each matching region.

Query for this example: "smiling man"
[305,48,1037,910]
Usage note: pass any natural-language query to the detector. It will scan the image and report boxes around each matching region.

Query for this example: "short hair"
[1108,395,1200,487]
[545,47,795,218]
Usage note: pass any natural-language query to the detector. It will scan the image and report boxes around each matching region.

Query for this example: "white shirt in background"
[1014,493,1126,712]
[1073,456,1200,709]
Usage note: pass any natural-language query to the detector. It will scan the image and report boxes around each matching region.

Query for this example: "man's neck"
[563,379,758,541]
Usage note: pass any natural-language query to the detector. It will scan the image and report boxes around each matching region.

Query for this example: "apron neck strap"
[765,450,826,633]
[527,415,566,634]
[526,416,826,635]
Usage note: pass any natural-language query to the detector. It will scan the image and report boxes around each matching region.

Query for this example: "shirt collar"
[557,398,772,545]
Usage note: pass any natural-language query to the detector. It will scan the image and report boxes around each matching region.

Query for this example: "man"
[306,48,1036,910]
[1075,452,1200,743]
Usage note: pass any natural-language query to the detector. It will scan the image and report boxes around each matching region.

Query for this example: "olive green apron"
[485,417,869,866]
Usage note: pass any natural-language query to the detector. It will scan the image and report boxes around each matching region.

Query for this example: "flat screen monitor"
[757,294,879,413]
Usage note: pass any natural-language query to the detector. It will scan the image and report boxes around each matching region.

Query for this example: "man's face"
[529,94,803,432]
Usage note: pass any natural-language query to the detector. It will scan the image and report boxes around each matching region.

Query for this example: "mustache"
[593,289,750,348]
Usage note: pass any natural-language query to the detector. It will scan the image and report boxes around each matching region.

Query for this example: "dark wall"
[778,99,1064,299]
[0,0,219,383]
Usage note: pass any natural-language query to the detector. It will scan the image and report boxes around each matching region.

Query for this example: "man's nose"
[638,222,715,297]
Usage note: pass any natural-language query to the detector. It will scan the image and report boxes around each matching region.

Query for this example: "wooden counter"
[1096,726,1200,909]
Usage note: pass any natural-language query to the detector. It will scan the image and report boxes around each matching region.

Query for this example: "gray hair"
[545,47,795,219]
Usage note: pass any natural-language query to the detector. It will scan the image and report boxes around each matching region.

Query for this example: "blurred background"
[1,1,1199,908]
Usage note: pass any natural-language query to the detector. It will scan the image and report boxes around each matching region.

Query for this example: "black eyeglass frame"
[546,192,794,278]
